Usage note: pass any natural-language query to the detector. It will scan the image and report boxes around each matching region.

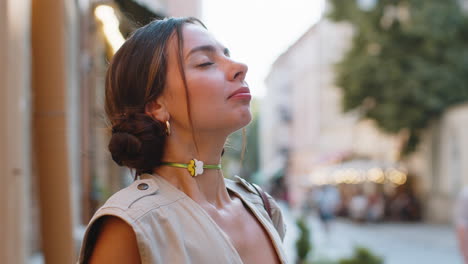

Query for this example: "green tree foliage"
[329,0,468,154]
[295,217,312,264]
[338,246,383,264]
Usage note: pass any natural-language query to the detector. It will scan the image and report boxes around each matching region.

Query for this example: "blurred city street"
[280,202,463,264]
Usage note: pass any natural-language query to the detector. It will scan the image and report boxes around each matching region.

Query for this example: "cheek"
[179,70,251,130]
[190,90,227,119]
[164,82,190,124]
[186,72,227,110]
[165,72,227,126]
[186,71,225,95]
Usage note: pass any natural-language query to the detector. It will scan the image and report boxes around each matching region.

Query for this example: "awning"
[308,159,407,186]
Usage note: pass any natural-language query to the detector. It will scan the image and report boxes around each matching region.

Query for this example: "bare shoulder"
[88,216,141,264]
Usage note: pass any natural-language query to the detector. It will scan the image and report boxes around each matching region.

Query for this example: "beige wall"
[407,104,468,223]
[0,0,32,263]
[261,66,291,181]
[437,105,468,194]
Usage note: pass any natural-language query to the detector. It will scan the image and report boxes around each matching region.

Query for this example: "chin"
[233,111,252,130]
[243,111,253,126]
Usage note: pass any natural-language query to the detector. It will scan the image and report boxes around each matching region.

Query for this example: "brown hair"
[105,17,205,177]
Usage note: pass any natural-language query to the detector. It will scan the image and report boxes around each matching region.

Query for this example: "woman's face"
[162,23,252,136]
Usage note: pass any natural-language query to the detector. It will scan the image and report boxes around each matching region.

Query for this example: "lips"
[228,87,251,99]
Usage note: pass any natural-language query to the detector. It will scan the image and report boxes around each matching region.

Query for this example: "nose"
[228,59,248,82]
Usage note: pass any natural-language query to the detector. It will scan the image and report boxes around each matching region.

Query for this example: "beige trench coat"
[78,173,288,263]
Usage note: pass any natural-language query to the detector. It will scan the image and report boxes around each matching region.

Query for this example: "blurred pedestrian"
[390,186,421,221]
[349,189,367,222]
[316,185,341,233]
[455,187,468,264]
[366,192,385,222]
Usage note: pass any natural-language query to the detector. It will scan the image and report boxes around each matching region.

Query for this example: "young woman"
[78,17,287,263]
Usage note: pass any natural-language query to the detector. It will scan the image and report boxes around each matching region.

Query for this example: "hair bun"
[108,113,166,174]
[109,132,142,166]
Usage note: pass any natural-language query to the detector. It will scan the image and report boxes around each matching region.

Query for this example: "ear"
[145,97,169,123]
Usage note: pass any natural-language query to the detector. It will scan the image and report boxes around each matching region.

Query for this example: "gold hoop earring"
[165,120,171,136]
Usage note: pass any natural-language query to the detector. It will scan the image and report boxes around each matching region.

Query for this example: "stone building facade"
[262,19,401,207]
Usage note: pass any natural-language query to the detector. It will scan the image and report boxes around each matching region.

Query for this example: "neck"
[153,129,233,208]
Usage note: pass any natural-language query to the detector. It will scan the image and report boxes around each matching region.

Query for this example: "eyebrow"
[185,45,230,59]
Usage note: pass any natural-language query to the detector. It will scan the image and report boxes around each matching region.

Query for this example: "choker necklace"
[161,159,222,177]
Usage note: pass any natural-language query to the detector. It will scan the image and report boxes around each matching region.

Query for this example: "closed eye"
[197,62,214,67]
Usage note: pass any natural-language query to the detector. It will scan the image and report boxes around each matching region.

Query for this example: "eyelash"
[197,62,214,67]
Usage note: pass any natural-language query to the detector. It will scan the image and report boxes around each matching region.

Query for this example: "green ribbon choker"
[161,159,222,177]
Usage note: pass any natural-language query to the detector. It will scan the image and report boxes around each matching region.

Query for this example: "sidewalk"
[279,202,463,264]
